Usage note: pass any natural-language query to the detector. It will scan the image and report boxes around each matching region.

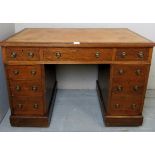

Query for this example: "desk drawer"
[115,48,149,61]
[112,64,149,80]
[12,96,44,115]
[6,47,40,61]
[9,80,43,96]
[111,80,145,96]
[109,96,143,115]
[43,48,113,62]
[7,65,42,80]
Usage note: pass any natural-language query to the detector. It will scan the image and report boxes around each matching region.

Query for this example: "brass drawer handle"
[32,86,38,91]
[95,51,100,58]
[55,52,61,59]
[118,69,124,75]
[137,51,144,58]
[135,69,141,76]
[17,103,23,109]
[133,85,139,91]
[14,70,19,75]
[15,85,21,91]
[116,85,123,92]
[11,52,17,58]
[28,52,34,58]
[131,104,137,110]
[120,51,126,58]
[31,70,36,75]
[33,104,39,109]
[114,103,120,109]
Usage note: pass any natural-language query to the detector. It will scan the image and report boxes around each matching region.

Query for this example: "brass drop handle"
[131,104,137,110]
[116,85,123,92]
[33,104,39,109]
[138,51,144,58]
[135,69,141,76]
[95,51,100,58]
[31,70,36,75]
[115,104,120,109]
[16,85,21,91]
[118,69,124,75]
[28,52,34,58]
[120,51,126,58]
[32,86,38,91]
[55,52,61,59]
[11,52,17,58]
[18,104,23,109]
[14,70,19,75]
[133,85,139,91]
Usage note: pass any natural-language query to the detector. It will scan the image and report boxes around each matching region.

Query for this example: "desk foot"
[10,81,57,127]
[96,80,143,126]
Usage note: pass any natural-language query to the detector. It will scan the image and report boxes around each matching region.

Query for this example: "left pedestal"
[5,64,57,127]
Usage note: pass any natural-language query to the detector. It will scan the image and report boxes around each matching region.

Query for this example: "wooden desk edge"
[0,42,155,47]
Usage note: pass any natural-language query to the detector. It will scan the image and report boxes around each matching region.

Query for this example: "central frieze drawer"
[43,48,113,61]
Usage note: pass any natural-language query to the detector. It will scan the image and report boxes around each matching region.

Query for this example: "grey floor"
[0,89,155,132]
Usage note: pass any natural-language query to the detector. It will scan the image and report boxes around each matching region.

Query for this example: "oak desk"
[0,28,154,127]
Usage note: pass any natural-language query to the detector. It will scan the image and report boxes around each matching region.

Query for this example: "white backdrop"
[0,23,14,121]
[15,23,155,89]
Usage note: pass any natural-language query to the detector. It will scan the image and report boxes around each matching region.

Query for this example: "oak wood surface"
[1,28,155,47]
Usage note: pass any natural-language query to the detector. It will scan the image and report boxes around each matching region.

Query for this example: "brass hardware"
[138,51,144,58]
[55,52,61,59]
[11,52,17,58]
[135,69,141,76]
[33,104,39,109]
[131,104,137,110]
[95,51,100,58]
[28,52,34,58]
[31,70,36,75]
[116,85,123,92]
[14,70,19,75]
[114,104,120,109]
[32,86,38,91]
[120,51,126,58]
[118,69,124,75]
[17,104,23,109]
[133,85,139,91]
[15,85,21,91]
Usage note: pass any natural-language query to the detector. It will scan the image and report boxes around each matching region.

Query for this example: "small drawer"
[6,47,40,61]
[112,64,149,80]
[12,96,44,115]
[9,80,43,96]
[108,96,143,116]
[111,81,145,96]
[115,48,149,61]
[7,65,42,80]
[43,48,113,62]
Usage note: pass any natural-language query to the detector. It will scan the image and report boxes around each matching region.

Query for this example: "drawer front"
[9,80,43,96]
[43,48,113,62]
[12,96,44,115]
[115,48,149,61]
[108,96,143,115]
[111,80,145,96]
[112,64,149,80]
[7,65,42,80]
[6,47,40,61]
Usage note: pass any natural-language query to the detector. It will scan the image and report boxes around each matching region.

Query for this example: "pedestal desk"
[0,28,154,127]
